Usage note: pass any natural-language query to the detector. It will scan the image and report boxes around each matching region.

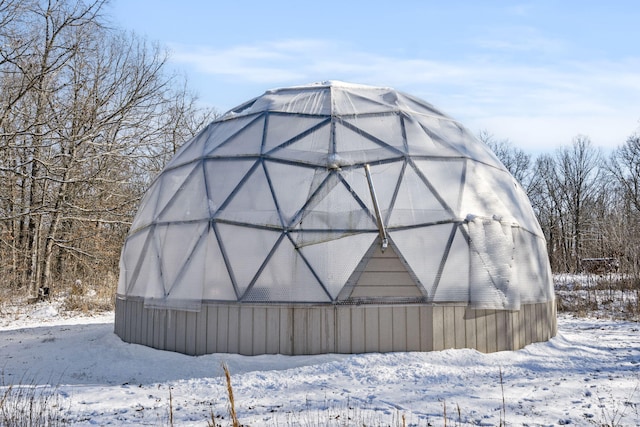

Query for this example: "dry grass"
[0,379,68,426]
[60,285,114,313]
[222,363,239,427]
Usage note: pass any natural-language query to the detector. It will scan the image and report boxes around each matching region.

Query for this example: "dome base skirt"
[114,297,557,355]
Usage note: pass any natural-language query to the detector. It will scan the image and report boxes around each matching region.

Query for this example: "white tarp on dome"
[118,81,553,311]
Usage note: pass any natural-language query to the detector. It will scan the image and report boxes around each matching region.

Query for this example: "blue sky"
[109,1,640,153]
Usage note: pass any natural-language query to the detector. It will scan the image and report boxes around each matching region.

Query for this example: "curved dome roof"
[118,81,553,311]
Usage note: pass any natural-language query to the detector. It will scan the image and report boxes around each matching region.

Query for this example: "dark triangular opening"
[337,236,428,303]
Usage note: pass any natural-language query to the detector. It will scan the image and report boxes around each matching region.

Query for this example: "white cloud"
[471,26,567,55]
[506,3,535,17]
[469,114,639,154]
[167,39,640,152]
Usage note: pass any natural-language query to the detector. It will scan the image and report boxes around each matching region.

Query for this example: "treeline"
[0,0,215,298]
[1,1,638,301]
[482,131,640,277]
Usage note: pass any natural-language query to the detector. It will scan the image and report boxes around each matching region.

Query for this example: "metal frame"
[120,82,553,309]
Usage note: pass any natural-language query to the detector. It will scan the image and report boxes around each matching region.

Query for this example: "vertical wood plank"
[392,307,407,351]
[292,307,307,355]
[165,310,177,352]
[432,306,445,351]
[486,309,497,353]
[153,307,167,351]
[322,307,336,353]
[227,306,240,354]
[443,306,455,350]
[378,306,393,353]
[524,304,533,346]
[251,307,267,355]
[552,298,558,337]
[336,307,351,353]
[280,308,293,355]
[174,310,187,354]
[538,303,545,342]
[206,305,218,354]
[307,308,322,354]
[133,300,140,344]
[124,299,133,343]
[495,310,508,352]
[363,307,379,352]
[547,300,553,339]
[351,307,365,353]
[420,306,434,352]
[518,306,526,349]
[195,306,208,355]
[475,309,487,353]
[113,299,123,338]
[406,306,421,351]
[265,307,280,354]
[453,306,466,349]
[141,307,151,349]
[185,311,197,355]
[464,307,477,350]
[238,306,254,355]
[216,306,229,353]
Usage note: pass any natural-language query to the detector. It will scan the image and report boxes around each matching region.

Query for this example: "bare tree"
[527,136,605,272]
[0,0,216,299]
[478,130,532,189]
[529,153,567,271]
[557,136,602,272]
[609,134,640,212]
[607,134,640,273]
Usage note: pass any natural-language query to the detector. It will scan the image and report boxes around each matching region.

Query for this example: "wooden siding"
[347,245,423,299]
[114,297,558,356]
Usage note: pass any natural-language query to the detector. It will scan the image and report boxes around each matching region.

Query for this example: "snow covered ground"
[1,301,639,426]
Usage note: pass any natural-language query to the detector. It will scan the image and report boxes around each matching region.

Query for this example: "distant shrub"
[554,273,639,321]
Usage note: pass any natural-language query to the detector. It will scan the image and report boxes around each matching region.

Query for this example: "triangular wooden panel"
[338,238,426,301]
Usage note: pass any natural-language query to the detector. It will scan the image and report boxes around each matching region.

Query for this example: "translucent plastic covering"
[118,81,554,310]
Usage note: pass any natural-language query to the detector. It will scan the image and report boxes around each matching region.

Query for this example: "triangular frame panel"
[412,159,466,215]
[263,114,328,152]
[203,114,264,157]
[342,114,406,152]
[264,160,323,226]
[296,172,377,231]
[121,227,153,295]
[200,225,237,301]
[153,222,207,296]
[153,163,199,222]
[156,163,210,223]
[430,224,470,302]
[387,162,452,227]
[208,115,266,157]
[334,120,403,164]
[215,162,282,227]
[203,159,258,215]
[297,231,376,300]
[342,161,404,227]
[216,224,282,296]
[164,125,209,169]
[243,236,331,303]
[402,114,463,156]
[389,224,454,299]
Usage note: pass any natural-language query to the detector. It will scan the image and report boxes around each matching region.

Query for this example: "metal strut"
[364,164,388,251]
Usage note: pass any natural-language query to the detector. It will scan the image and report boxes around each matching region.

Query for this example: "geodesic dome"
[115,81,556,355]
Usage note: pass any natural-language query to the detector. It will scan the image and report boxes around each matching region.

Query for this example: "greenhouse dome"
[115,81,556,355]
